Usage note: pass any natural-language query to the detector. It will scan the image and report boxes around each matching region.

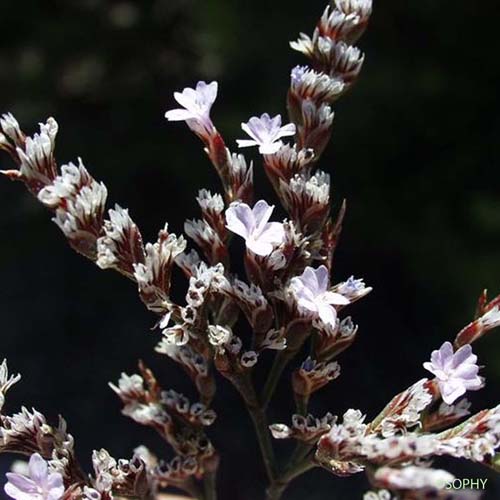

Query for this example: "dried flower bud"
[222,279,274,335]
[423,399,472,433]
[0,115,58,194]
[208,325,233,349]
[455,305,500,347]
[297,100,335,155]
[184,218,227,265]
[133,225,186,312]
[292,357,341,396]
[259,328,287,351]
[270,412,336,444]
[228,153,253,204]
[282,170,331,231]
[240,351,258,368]
[96,204,144,274]
[369,379,434,437]
[0,360,21,413]
[196,189,227,239]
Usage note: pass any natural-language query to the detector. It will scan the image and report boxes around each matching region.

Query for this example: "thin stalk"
[247,403,278,482]
[203,469,217,500]
[229,372,277,482]
[261,350,295,409]
[266,457,316,500]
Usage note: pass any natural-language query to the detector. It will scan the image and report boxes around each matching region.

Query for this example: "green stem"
[230,372,277,482]
[247,403,277,482]
[203,469,217,500]
[261,350,295,409]
[266,457,316,500]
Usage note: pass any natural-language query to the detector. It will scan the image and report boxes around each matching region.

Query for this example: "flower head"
[237,113,296,154]
[423,341,483,405]
[165,81,218,134]
[4,453,64,500]
[290,265,349,327]
[225,200,285,256]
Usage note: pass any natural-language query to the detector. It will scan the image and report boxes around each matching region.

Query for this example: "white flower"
[423,341,483,405]
[4,453,64,500]
[165,81,218,132]
[225,200,285,256]
[237,113,296,154]
[290,265,349,327]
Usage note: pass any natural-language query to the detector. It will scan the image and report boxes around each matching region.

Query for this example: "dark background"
[0,0,499,498]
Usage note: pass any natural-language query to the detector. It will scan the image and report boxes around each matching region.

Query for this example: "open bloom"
[225,200,284,256]
[290,265,349,327]
[4,453,64,500]
[237,113,296,154]
[165,81,218,133]
[423,341,483,405]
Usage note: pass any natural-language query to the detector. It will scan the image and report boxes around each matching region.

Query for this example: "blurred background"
[0,0,499,498]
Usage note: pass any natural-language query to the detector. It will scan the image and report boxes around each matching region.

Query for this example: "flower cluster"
[1,1,499,499]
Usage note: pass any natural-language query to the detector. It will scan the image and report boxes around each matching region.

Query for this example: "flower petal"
[315,265,330,293]
[225,202,254,239]
[322,291,350,305]
[5,474,38,494]
[439,379,466,405]
[317,302,337,327]
[258,141,282,155]
[46,473,65,499]
[452,344,476,369]
[257,222,285,248]
[300,267,320,295]
[165,109,197,121]
[29,454,47,485]
[236,139,259,149]
[277,122,297,138]
[246,237,274,256]
[252,200,274,232]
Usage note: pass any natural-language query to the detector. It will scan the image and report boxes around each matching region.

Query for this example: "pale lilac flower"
[290,265,349,327]
[4,453,64,500]
[225,200,285,256]
[164,81,218,133]
[423,341,483,405]
[237,113,296,154]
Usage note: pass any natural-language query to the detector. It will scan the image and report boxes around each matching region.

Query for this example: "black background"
[0,0,499,498]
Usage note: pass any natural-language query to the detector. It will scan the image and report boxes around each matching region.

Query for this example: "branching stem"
[229,372,277,482]
[266,456,316,500]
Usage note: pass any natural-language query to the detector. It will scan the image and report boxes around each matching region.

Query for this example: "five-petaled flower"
[237,113,296,154]
[4,453,64,500]
[225,200,285,256]
[165,81,218,134]
[423,341,483,405]
[290,265,349,327]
